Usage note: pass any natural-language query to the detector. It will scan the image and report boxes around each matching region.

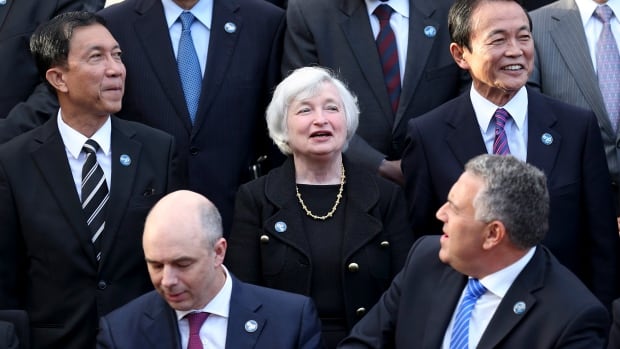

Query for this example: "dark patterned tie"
[493,108,512,155]
[187,312,209,349]
[177,11,202,124]
[450,278,487,349]
[81,139,108,262]
[594,5,620,132]
[374,4,401,114]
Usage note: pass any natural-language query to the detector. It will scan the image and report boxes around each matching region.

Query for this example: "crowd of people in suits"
[1,0,620,348]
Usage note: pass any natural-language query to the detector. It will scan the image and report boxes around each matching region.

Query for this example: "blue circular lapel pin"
[541,133,553,146]
[119,154,131,166]
[513,301,526,315]
[424,26,437,38]
[0,0,6,5]
[274,221,287,233]
[224,22,237,34]
[245,320,258,333]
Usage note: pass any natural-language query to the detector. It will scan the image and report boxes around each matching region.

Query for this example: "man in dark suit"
[401,0,619,307]
[0,0,104,125]
[0,12,181,348]
[283,0,466,184]
[339,154,609,348]
[97,190,324,349]
[98,0,285,235]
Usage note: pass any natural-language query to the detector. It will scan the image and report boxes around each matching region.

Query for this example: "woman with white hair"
[226,66,413,348]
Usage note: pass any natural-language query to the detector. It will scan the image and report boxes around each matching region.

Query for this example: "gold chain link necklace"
[295,164,345,220]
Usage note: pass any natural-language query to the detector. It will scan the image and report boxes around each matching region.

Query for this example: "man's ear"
[450,42,470,70]
[45,67,68,93]
[482,220,506,250]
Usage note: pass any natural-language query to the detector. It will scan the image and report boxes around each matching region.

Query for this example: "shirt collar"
[479,247,536,298]
[365,0,409,19]
[470,86,528,133]
[57,109,112,160]
[576,0,620,26]
[162,0,213,30]
[176,265,232,321]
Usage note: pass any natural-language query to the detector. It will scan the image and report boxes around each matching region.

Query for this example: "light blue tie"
[450,278,487,349]
[594,5,620,132]
[177,12,202,124]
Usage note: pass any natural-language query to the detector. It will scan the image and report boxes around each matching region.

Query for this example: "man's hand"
[378,159,404,186]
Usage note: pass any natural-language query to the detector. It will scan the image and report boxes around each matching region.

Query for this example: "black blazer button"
[97,280,107,290]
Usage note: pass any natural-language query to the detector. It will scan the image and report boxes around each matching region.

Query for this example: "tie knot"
[595,5,614,24]
[179,11,196,31]
[374,4,395,21]
[466,278,487,300]
[186,312,209,335]
[494,108,511,127]
[83,139,100,155]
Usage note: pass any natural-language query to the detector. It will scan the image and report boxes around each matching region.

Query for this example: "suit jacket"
[98,0,285,235]
[96,275,325,349]
[401,88,619,307]
[225,157,414,329]
[339,236,610,349]
[282,0,466,171]
[529,0,620,208]
[609,298,620,349]
[0,0,104,119]
[0,116,181,349]
[0,310,27,349]
[0,322,17,349]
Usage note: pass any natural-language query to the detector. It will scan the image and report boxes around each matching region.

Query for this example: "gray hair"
[465,154,549,249]
[266,66,359,155]
[197,198,224,249]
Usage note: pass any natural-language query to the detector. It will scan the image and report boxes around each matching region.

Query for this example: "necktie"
[493,108,512,155]
[81,139,109,262]
[187,312,209,349]
[450,278,487,349]
[594,5,620,132]
[374,4,401,114]
[177,11,202,124]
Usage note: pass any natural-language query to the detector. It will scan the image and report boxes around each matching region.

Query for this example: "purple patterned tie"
[186,312,209,349]
[493,108,512,155]
[594,5,620,132]
[374,4,401,114]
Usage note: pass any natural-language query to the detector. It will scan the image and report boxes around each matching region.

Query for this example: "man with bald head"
[97,190,324,349]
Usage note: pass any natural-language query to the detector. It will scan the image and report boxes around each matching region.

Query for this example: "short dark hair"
[448,0,532,51]
[30,11,107,81]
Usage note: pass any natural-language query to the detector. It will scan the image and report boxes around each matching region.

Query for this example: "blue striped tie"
[493,108,512,155]
[450,278,487,349]
[177,11,202,124]
[594,5,620,132]
[374,4,401,114]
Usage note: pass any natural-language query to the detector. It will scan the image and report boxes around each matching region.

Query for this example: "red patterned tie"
[186,312,209,349]
[493,108,512,155]
[374,4,401,114]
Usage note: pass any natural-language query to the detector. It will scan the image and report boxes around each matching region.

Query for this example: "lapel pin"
[119,154,131,166]
[224,22,237,34]
[274,221,287,233]
[0,0,6,5]
[245,320,258,333]
[541,133,553,146]
[513,301,526,315]
[424,26,437,38]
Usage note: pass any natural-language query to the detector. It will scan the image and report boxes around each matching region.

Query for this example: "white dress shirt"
[365,0,409,82]
[176,265,232,349]
[575,0,620,73]
[57,110,112,199]
[471,86,529,161]
[162,0,213,76]
[441,247,536,349]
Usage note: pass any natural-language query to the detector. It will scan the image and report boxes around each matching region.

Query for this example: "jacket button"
[189,147,200,155]
[356,307,366,317]
[380,241,390,248]
[260,235,270,244]
[348,263,359,272]
[97,281,107,290]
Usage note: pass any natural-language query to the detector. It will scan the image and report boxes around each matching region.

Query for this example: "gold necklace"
[295,164,346,220]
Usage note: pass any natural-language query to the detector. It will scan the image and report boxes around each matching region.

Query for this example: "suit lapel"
[141,294,182,348]
[0,0,13,32]
[30,119,97,266]
[339,0,394,123]
[396,0,440,129]
[99,117,141,266]
[477,248,545,348]
[422,268,467,349]
[226,277,267,349]
[445,95,488,166]
[195,0,241,133]
[133,0,191,132]
[525,90,562,177]
[547,0,612,133]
